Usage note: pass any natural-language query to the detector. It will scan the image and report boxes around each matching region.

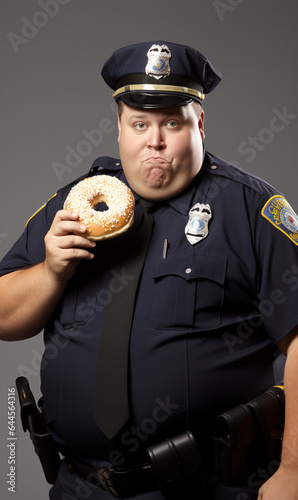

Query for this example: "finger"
[63,247,95,261]
[55,234,96,250]
[54,209,80,222]
[50,210,83,235]
[50,220,88,237]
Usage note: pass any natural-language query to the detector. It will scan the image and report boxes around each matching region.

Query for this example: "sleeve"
[0,191,64,276]
[252,191,298,344]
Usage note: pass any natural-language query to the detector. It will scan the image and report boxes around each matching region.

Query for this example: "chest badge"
[145,44,172,80]
[185,203,212,245]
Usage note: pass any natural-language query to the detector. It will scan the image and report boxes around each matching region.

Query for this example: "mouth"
[144,156,169,163]
[141,157,171,187]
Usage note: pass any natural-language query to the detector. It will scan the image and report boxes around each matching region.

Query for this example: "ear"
[198,110,205,141]
[117,113,122,143]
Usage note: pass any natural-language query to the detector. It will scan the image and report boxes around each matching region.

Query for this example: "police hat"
[101,40,222,108]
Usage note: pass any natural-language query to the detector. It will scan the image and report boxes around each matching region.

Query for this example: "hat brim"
[117,92,197,109]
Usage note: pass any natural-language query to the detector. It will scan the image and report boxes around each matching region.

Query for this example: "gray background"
[1,1,297,498]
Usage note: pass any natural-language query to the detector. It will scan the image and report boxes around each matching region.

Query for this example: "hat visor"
[117,92,196,109]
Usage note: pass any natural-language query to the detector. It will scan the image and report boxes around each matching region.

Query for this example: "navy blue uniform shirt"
[1,151,298,499]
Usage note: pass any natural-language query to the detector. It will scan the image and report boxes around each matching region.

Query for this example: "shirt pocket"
[152,250,227,331]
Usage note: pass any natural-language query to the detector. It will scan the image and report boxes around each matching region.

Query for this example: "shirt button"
[210,165,217,170]
[185,268,192,274]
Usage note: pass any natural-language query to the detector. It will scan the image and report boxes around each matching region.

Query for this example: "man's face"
[117,102,205,201]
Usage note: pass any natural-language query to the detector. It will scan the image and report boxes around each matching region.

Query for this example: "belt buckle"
[97,467,120,498]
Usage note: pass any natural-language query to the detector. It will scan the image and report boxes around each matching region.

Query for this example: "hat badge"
[145,44,171,80]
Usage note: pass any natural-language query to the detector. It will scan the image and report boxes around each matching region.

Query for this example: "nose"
[147,126,165,150]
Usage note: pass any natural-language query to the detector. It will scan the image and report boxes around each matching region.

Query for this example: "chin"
[141,187,178,202]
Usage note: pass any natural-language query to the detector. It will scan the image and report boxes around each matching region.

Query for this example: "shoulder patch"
[25,193,57,227]
[261,195,298,246]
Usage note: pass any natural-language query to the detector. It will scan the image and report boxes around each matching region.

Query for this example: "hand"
[258,465,298,499]
[43,209,96,282]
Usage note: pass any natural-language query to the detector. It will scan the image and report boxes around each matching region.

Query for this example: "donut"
[63,175,135,241]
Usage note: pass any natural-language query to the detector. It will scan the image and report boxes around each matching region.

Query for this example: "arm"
[0,210,95,341]
[258,325,298,499]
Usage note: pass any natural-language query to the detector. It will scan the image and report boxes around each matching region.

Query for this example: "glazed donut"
[63,175,135,241]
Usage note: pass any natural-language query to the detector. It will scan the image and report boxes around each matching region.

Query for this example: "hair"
[117,99,124,119]
[192,100,204,117]
[117,98,203,119]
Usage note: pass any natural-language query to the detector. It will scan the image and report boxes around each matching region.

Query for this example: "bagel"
[63,175,135,241]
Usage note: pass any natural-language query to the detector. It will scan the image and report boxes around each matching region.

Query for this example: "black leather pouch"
[213,386,285,486]
[246,386,284,464]
[147,430,207,499]
[213,403,255,485]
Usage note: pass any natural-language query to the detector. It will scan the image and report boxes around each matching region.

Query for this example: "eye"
[134,122,147,130]
[166,120,180,129]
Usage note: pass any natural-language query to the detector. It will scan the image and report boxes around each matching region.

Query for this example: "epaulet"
[88,156,122,175]
[203,151,275,196]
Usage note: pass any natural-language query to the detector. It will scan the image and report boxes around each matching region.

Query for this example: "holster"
[16,377,61,484]
[213,386,285,486]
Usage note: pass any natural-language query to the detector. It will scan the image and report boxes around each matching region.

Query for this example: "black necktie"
[94,201,153,440]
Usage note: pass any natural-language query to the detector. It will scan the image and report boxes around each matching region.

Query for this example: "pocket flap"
[155,251,227,283]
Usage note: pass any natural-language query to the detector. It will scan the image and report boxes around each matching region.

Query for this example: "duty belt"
[66,431,207,499]
[16,378,285,497]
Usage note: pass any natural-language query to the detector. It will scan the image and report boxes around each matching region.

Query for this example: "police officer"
[1,41,298,500]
